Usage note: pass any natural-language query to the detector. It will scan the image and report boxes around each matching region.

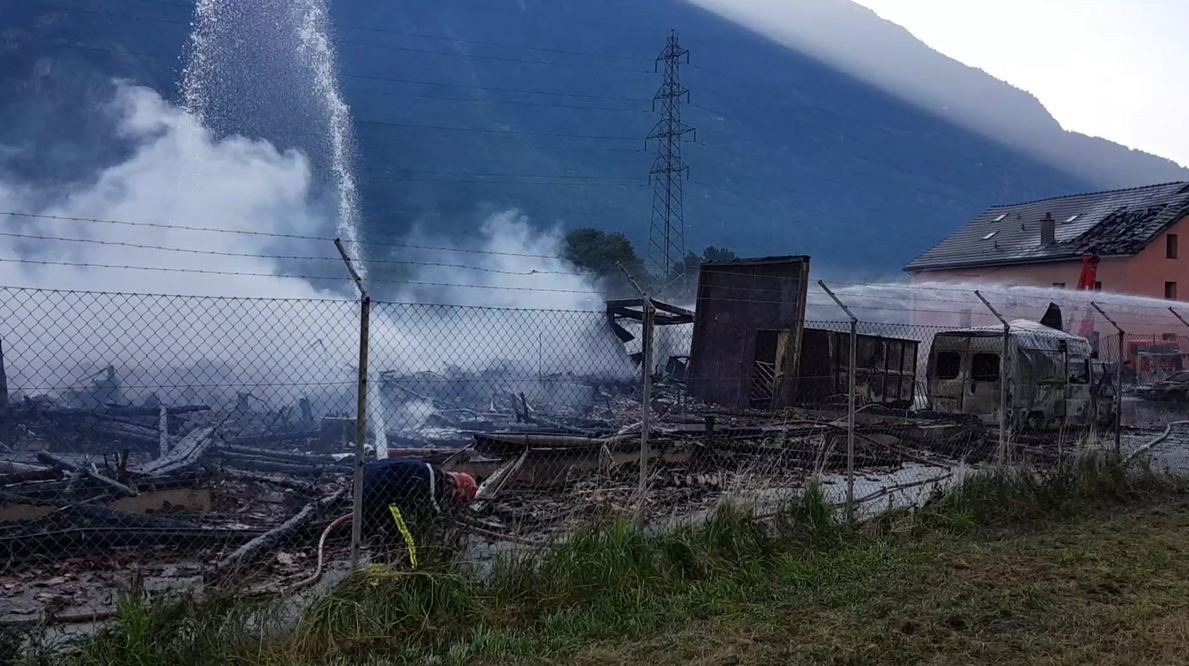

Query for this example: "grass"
[16,453,1188,665]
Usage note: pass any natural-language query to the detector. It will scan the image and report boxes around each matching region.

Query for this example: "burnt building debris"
[798,328,919,408]
[605,298,694,368]
[4,272,1179,628]
[687,256,811,409]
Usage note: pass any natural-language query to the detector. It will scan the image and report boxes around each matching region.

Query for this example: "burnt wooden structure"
[688,256,810,409]
[798,328,919,408]
[605,298,694,367]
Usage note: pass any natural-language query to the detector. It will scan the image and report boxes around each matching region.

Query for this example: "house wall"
[905,214,1189,338]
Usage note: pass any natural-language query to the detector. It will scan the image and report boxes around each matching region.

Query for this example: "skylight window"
[982,230,999,240]
[1065,214,1081,223]
[993,213,1007,222]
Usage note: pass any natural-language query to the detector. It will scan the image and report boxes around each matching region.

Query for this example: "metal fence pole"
[1091,302,1123,456]
[618,263,653,525]
[336,240,370,568]
[974,291,1009,465]
[640,299,654,519]
[818,281,857,521]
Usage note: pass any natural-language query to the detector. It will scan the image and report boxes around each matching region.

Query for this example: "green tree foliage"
[563,228,643,278]
[664,245,740,301]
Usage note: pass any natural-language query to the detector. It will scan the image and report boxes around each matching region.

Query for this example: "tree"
[701,245,738,264]
[663,245,740,302]
[563,228,643,278]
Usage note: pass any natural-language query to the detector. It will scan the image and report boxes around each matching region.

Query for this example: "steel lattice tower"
[646,32,695,295]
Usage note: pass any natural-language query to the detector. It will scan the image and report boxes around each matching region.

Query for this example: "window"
[1167,281,1178,299]
[1052,282,1066,289]
[1169,234,1179,259]
[982,230,999,240]
[1094,281,1102,291]
[993,213,1007,222]
[935,352,961,379]
[972,353,1000,382]
[1065,214,1081,224]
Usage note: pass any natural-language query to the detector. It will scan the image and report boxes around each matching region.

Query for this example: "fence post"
[818,281,856,521]
[974,291,1010,465]
[1091,302,1123,456]
[618,263,653,526]
[336,240,370,568]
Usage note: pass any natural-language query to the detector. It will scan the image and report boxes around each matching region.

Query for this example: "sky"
[850,0,1189,169]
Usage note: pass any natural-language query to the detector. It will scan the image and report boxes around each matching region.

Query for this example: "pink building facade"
[903,182,1189,341]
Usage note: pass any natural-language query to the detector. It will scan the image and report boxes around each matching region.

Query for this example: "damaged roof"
[904,181,1189,272]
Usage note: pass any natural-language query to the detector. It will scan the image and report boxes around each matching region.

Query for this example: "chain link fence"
[2,283,1188,629]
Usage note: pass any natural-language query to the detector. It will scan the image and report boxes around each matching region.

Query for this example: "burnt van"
[926,319,1114,430]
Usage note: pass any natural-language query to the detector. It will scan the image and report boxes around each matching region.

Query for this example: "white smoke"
[0,85,633,424]
[0,84,330,298]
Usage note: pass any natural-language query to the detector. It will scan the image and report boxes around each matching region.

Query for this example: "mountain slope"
[1,0,1184,279]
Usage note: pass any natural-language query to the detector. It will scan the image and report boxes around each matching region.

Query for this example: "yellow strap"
[387,504,418,569]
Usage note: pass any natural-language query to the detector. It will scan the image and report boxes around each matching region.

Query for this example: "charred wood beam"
[0,466,61,486]
[0,337,6,411]
[217,444,342,465]
[133,426,217,478]
[0,489,59,506]
[0,525,262,564]
[216,487,347,574]
[158,405,169,458]
[219,468,318,492]
[35,405,210,418]
[473,432,637,456]
[35,452,137,497]
[219,454,345,476]
[0,460,52,475]
[225,429,317,446]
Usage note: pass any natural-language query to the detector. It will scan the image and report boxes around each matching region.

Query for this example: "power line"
[15,2,652,75]
[0,257,602,293]
[345,73,647,103]
[0,230,588,276]
[334,23,651,63]
[0,211,576,260]
[355,118,640,142]
[0,211,333,241]
[363,167,642,184]
[346,87,648,113]
[29,38,651,109]
[338,37,650,75]
[61,0,654,64]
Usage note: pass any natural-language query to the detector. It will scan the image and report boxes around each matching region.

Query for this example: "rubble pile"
[0,363,1003,627]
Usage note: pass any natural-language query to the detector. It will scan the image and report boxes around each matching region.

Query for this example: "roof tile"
[904,181,1189,272]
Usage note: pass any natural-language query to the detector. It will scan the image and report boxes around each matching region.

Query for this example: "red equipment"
[1076,254,1099,290]
[1076,254,1099,339]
